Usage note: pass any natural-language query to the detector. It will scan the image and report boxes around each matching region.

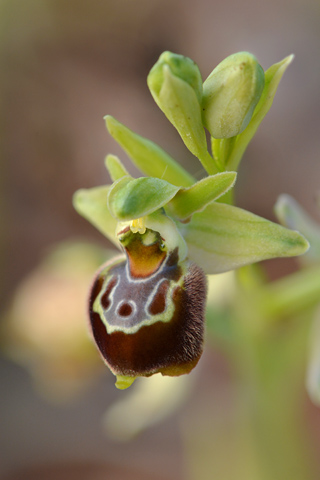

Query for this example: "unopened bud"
[202,52,265,139]
[148,51,203,104]
[147,51,210,164]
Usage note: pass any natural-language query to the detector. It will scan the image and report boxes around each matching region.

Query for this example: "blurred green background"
[1,1,320,479]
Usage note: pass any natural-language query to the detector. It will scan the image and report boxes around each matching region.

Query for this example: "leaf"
[105,116,195,187]
[73,186,119,248]
[107,176,181,221]
[179,202,309,274]
[167,172,237,221]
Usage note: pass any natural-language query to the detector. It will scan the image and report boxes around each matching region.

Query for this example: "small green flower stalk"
[73,51,309,390]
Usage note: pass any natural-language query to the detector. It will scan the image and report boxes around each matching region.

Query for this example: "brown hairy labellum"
[88,227,207,386]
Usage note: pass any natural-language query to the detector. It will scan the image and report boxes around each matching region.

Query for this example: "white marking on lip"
[116,299,137,320]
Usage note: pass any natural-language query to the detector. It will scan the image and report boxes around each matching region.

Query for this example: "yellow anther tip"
[130,218,146,235]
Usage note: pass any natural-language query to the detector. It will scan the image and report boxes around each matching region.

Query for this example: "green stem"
[232,323,315,480]
[199,150,221,175]
[221,136,237,169]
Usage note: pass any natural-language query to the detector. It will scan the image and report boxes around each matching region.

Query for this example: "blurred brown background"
[1,0,320,479]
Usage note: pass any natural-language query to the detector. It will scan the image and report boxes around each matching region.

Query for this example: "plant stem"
[232,317,316,480]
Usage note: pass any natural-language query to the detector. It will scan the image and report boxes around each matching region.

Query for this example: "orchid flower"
[73,51,309,389]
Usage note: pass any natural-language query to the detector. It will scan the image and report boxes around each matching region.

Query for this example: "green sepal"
[225,54,294,171]
[202,52,265,139]
[107,175,181,221]
[147,61,217,175]
[73,186,119,247]
[105,115,194,187]
[179,202,309,274]
[167,172,237,221]
[105,154,129,182]
[275,194,320,264]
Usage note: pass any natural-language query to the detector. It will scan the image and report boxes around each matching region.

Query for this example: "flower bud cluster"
[149,51,264,141]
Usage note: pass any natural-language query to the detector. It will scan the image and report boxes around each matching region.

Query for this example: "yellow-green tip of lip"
[115,375,137,390]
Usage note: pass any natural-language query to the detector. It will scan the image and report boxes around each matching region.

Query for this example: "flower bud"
[88,222,207,389]
[147,52,211,168]
[202,52,265,139]
[148,51,203,104]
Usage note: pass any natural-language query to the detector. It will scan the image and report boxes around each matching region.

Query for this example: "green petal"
[105,154,129,182]
[179,202,309,274]
[107,176,181,221]
[73,186,119,247]
[105,115,194,187]
[167,172,237,221]
[226,55,294,171]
